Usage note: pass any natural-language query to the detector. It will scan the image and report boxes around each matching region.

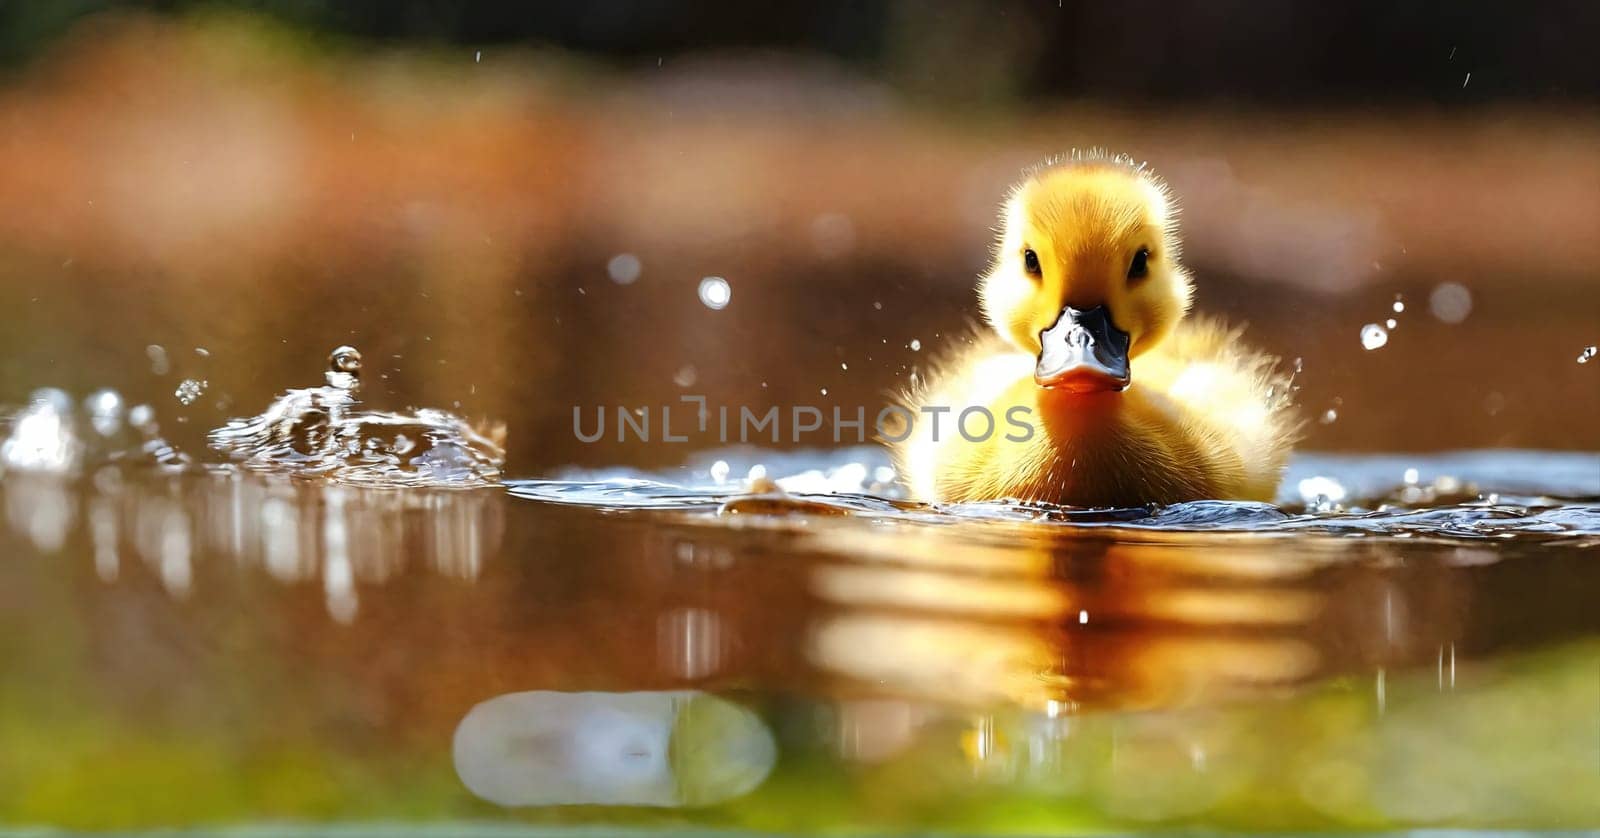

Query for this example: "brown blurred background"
[0,1,1596,474]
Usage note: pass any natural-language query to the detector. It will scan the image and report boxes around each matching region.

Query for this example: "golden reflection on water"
[801,531,1332,712]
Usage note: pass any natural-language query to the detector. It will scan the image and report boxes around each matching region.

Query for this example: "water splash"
[207,346,505,487]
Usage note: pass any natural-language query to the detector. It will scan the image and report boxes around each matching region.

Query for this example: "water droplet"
[673,365,697,387]
[327,345,363,391]
[709,460,730,484]
[607,253,642,285]
[872,301,883,311]
[1385,318,1397,329]
[174,378,207,405]
[1429,282,1472,324]
[1360,323,1389,350]
[909,339,922,352]
[1578,345,1597,364]
[698,276,731,310]
[820,387,828,396]
[1403,467,1419,485]
[840,362,848,371]
[1320,409,1338,424]
[146,344,170,376]
[85,388,124,437]
[330,345,362,374]
[1392,297,1405,313]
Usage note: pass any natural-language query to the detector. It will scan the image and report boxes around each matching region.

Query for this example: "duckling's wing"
[891,330,1034,501]
[1138,317,1302,495]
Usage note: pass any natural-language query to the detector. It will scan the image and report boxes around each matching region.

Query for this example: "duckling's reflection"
[452,690,775,807]
[1,467,504,622]
[799,522,1469,713]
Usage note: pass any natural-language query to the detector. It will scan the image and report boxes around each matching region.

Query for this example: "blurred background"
[0,0,1596,474]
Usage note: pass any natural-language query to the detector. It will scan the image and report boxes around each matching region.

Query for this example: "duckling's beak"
[1034,305,1131,392]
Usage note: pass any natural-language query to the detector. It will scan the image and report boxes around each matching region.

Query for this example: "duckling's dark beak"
[1035,305,1131,392]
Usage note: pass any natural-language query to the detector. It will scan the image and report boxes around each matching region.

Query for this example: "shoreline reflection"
[1,467,504,622]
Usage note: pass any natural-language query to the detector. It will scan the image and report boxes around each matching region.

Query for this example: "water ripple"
[508,446,1600,541]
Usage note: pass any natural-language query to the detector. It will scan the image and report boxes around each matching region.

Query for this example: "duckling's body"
[896,154,1297,507]
[900,318,1292,506]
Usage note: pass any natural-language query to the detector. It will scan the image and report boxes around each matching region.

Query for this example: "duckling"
[895,153,1298,507]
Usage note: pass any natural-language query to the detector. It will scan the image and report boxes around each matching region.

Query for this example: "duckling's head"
[980,154,1192,392]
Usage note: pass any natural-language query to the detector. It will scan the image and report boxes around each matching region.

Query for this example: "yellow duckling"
[896,153,1299,507]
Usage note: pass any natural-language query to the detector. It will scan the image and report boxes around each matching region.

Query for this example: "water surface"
[1,410,1596,832]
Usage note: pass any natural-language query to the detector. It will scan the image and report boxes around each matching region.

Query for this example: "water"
[1,363,1597,832]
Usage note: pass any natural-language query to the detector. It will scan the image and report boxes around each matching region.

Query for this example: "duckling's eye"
[1023,248,1041,277]
[1127,247,1150,281]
